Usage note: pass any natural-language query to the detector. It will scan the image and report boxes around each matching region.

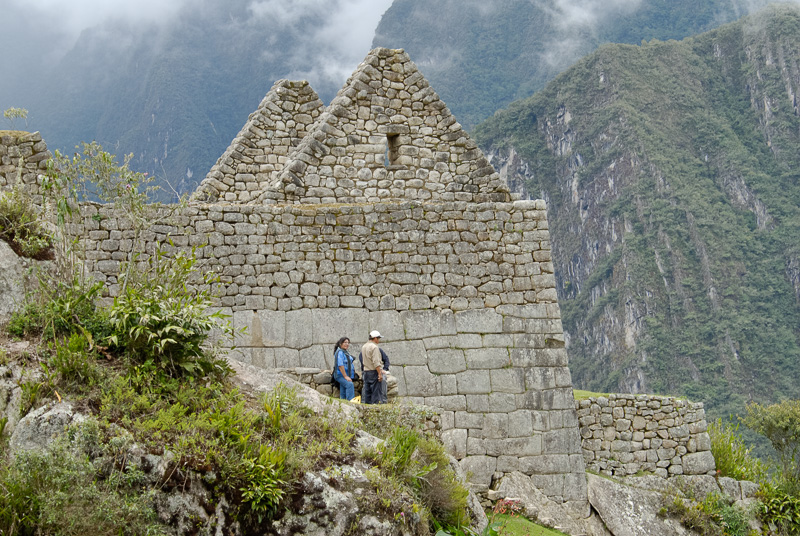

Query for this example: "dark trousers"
[362,370,385,404]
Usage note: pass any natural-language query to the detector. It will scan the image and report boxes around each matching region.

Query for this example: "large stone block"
[488,393,517,413]
[422,395,466,412]
[285,309,313,349]
[465,347,510,369]
[483,413,509,439]
[274,347,301,368]
[442,428,467,459]
[382,339,428,366]
[534,348,569,367]
[427,348,467,373]
[490,368,526,393]
[368,310,404,341]
[507,410,534,438]
[258,310,286,347]
[525,367,556,391]
[300,345,330,369]
[403,366,441,397]
[455,309,503,334]
[401,310,442,339]
[312,308,369,345]
[683,451,716,475]
[252,347,276,368]
[460,456,497,488]
[456,370,491,394]
[234,310,261,347]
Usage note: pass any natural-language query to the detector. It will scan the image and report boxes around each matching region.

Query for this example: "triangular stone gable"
[257,47,511,205]
[193,79,323,203]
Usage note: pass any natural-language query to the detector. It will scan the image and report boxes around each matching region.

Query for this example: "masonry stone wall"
[61,198,587,507]
[194,81,324,203]
[577,395,716,478]
[0,131,51,203]
[0,46,592,511]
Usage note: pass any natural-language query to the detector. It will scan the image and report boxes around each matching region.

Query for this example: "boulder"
[9,401,85,454]
[229,359,359,420]
[491,471,586,535]
[588,474,698,536]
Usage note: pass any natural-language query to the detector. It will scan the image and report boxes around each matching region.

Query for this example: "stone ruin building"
[0,47,718,518]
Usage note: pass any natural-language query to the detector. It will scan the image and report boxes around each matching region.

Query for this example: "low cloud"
[247,0,393,96]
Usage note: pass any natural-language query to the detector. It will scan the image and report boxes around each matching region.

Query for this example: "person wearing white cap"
[361,330,384,404]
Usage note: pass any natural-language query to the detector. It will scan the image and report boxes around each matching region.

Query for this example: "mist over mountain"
[373,0,772,129]
[475,3,800,418]
[0,0,391,196]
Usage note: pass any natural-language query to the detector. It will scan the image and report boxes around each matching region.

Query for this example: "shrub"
[8,273,107,340]
[758,484,800,535]
[661,492,751,536]
[0,186,52,259]
[744,400,800,494]
[370,427,470,529]
[0,439,167,535]
[107,245,233,380]
[709,418,766,482]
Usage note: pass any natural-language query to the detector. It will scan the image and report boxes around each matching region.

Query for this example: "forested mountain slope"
[475,4,800,417]
[373,0,769,129]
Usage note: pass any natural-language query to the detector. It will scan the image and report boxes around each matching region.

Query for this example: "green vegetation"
[573,389,609,400]
[702,402,800,535]
[475,4,800,421]
[744,400,800,494]
[709,419,767,483]
[0,185,52,259]
[2,108,27,130]
[662,492,751,536]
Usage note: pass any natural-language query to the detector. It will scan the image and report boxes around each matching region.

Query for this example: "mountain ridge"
[475,3,800,417]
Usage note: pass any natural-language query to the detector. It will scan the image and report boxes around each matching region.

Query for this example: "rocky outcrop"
[588,474,697,536]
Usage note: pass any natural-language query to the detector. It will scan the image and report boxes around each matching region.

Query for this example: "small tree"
[2,107,28,130]
[744,400,800,491]
[42,142,185,291]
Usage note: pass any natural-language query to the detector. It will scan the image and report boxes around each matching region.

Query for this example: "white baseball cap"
[369,330,382,339]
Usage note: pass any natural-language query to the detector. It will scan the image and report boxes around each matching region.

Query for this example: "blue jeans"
[338,377,354,400]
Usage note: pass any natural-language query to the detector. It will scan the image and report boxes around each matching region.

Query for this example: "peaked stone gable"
[194,80,323,203]
[257,48,510,205]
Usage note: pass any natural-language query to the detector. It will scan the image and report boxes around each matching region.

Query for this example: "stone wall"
[576,394,715,478]
[194,80,324,203]
[0,131,50,203]
[61,197,587,508]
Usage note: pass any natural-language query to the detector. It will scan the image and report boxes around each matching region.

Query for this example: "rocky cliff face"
[477,5,800,416]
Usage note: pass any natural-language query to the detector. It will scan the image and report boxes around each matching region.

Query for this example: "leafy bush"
[0,186,51,259]
[107,246,233,380]
[744,400,800,494]
[758,484,800,535]
[662,492,751,536]
[709,418,766,482]
[8,274,107,340]
[369,427,470,529]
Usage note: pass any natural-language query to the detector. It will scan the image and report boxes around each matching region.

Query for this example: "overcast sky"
[1,0,394,95]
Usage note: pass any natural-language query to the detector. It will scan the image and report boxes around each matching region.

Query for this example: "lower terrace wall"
[66,198,588,508]
[577,395,715,478]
